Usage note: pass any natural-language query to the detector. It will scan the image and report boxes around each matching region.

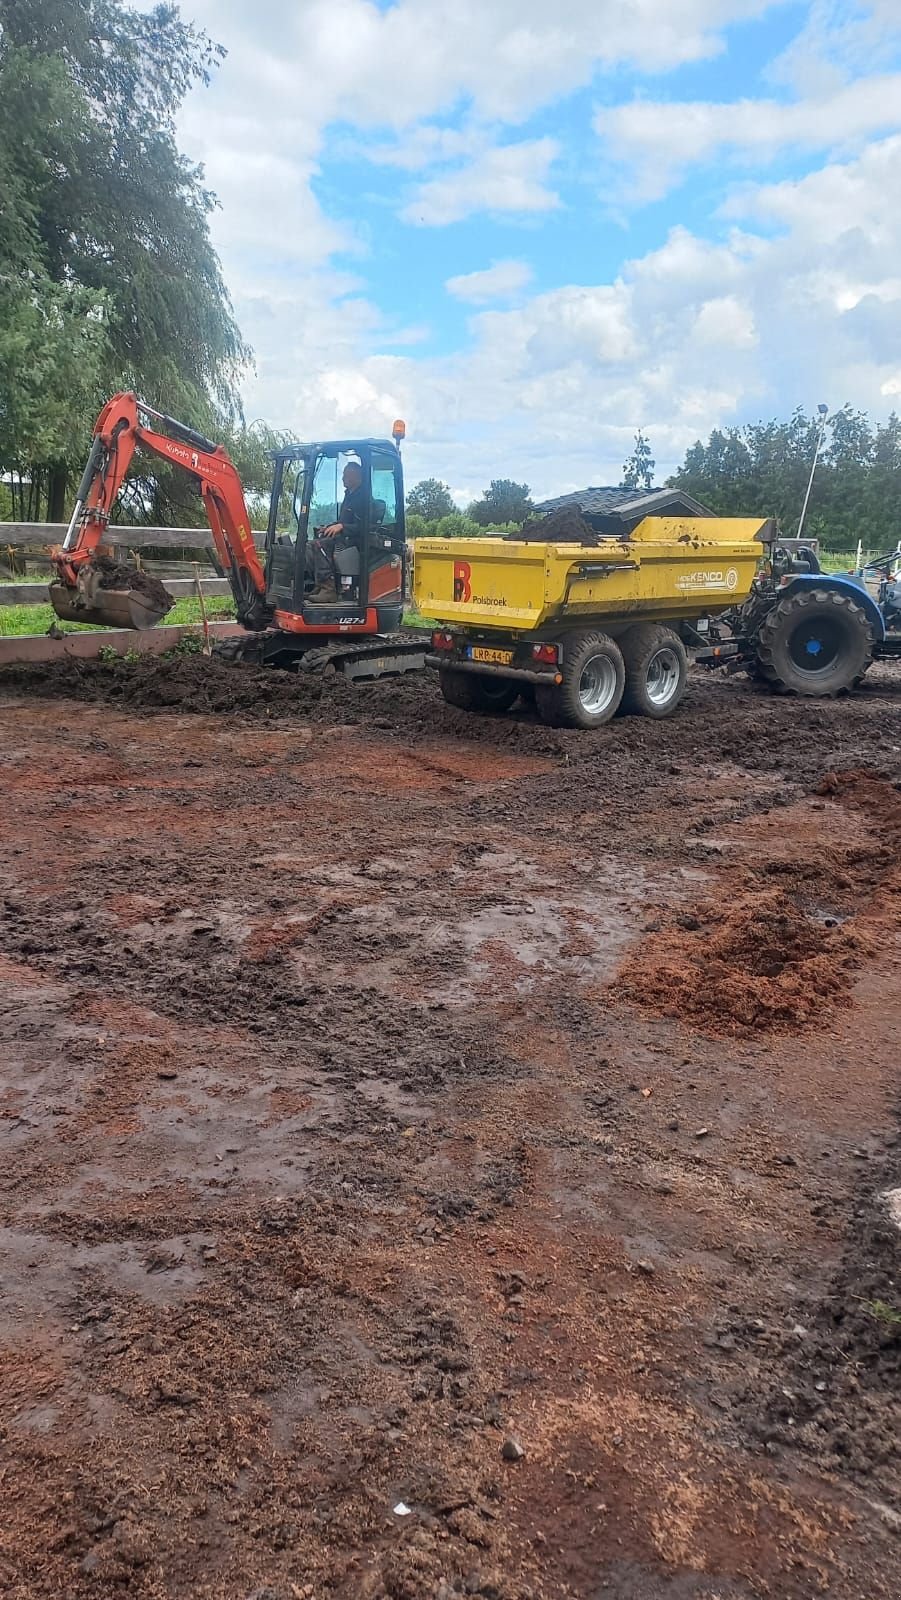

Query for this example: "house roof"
[535,485,713,520]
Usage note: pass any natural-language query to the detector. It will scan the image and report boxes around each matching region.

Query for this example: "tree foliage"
[115,420,297,531]
[406,477,456,521]
[621,428,655,492]
[468,478,532,526]
[406,512,521,541]
[0,0,247,519]
[670,406,901,552]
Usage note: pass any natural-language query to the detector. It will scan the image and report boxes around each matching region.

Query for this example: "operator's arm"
[322,487,365,537]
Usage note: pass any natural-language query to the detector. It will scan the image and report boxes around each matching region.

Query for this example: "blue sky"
[171,0,901,502]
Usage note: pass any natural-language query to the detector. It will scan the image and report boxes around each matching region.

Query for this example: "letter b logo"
[453,560,472,602]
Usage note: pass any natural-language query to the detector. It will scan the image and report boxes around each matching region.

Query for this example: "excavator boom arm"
[54,392,269,628]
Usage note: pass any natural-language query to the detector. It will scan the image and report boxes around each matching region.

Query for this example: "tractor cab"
[265,431,407,632]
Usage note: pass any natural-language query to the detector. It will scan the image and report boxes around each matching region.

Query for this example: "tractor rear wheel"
[535,631,625,728]
[618,624,688,718]
[438,667,520,713]
[753,588,875,696]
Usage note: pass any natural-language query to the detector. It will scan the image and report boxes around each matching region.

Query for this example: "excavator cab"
[265,438,406,632]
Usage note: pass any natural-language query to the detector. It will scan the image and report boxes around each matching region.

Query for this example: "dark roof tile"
[535,485,712,518]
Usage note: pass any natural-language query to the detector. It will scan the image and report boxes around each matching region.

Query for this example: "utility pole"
[797,403,828,542]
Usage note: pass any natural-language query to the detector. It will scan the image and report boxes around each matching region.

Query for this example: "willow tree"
[0,0,247,520]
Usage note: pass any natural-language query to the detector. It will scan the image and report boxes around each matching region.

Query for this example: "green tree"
[469,478,532,526]
[406,477,456,521]
[621,428,655,491]
[114,419,297,531]
[670,407,901,553]
[0,0,246,520]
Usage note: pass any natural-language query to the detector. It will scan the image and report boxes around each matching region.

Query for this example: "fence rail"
[0,522,265,550]
[0,523,264,609]
[0,577,233,608]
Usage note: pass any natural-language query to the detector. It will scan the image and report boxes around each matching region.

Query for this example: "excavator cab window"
[307,450,367,605]
[264,440,405,621]
[366,451,405,611]
[265,460,307,606]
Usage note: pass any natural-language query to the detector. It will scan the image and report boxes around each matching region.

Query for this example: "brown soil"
[0,661,900,1599]
[90,556,173,610]
[621,767,901,1036]
[0,655,350,718]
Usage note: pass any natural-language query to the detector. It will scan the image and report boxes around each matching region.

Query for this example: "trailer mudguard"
[781,573,886,643]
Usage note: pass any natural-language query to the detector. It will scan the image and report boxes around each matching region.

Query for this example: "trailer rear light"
[432,630,454,651]
[531,643,559,665]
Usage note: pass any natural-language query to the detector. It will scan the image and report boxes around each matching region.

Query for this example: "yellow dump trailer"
[413,514,774,727]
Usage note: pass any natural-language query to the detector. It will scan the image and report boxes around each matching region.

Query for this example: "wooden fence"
[0,523,264,548]
[0,577,233,606]
[0,523,266,607]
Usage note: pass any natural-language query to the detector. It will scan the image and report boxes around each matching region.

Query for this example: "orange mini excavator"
[50,391,426,677]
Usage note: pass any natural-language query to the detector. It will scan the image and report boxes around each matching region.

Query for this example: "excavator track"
[213,630,429,680]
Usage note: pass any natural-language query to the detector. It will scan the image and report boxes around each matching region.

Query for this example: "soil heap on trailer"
[47,391,426,679]
[414,508,901,727]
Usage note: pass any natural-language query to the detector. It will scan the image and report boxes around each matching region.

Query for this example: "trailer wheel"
[438,667,520,713]
[535,631,625,728]
[618,625,688,718]
[753,588,875,696]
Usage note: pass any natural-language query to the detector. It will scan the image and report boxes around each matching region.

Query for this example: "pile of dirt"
[0,652,360,723]
[89,555,173,610]
[621,888,871,1035]
[509,506,602,545]
[0,653,360,719]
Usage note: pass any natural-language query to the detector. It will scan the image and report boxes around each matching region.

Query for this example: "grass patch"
[402,606,437,630]
[865,1299,901,1329]
[0,595,236,637]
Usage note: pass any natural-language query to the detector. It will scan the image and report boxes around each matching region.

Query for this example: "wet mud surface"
[0,662,899,1598]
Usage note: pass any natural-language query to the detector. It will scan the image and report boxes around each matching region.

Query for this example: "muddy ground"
[0,659,899,1600]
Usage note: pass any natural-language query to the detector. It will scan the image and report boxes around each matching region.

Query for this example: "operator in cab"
[307,461,367,603]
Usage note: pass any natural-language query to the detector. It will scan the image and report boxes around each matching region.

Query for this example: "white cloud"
[402,139,561,225]
[595,72,901,201]
[181,1,779,129]
[342,136,901,497]
[364,125,488,174]
[723,131,901,238]
[446,260,534,303]
[130,2,901,500]
[693,295,757,348]
[769,0,901,96]
[170,0,778,268]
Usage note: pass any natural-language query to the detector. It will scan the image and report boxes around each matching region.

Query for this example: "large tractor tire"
[438,667,520,713]
[753,587,875,696]
[618,624,688,718]
[535,631,625,728]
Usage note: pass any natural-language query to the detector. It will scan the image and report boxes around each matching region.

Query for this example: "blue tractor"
[707,538,901,696]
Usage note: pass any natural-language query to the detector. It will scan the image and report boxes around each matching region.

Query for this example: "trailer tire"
[618,625,688,718]
[535,631,625,728]
[753,588,875,696]
[439,667,520,713]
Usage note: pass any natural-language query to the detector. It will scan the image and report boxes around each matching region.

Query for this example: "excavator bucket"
[49,559,174,631]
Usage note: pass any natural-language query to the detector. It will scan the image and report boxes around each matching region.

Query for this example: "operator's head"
[343,461,363,490]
